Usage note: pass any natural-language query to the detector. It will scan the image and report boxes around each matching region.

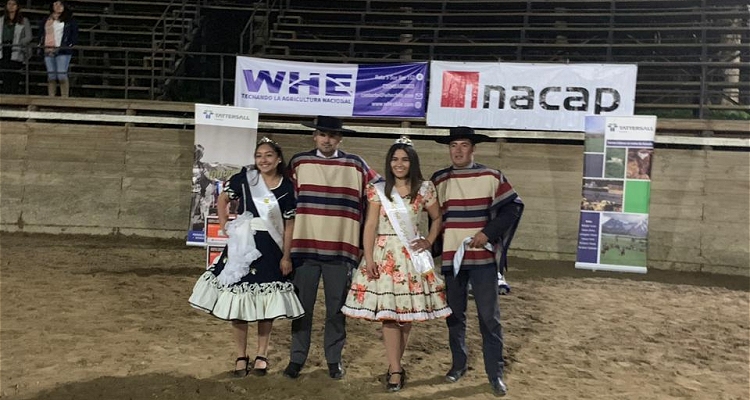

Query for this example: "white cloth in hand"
[216,211,262,286]
[452,236,494,277]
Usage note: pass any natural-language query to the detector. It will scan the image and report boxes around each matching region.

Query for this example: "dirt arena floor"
[1,232,748,400]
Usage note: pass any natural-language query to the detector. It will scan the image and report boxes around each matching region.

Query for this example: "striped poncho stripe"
[289,150,379,267]
[431,164,519,272]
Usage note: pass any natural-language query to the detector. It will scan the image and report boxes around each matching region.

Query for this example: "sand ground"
[0,233,747,400]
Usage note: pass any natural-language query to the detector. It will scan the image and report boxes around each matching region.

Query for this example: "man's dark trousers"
[290,259,351,365]
[444,266,504,379]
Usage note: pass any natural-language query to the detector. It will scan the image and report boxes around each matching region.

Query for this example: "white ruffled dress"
[189,170,304,322]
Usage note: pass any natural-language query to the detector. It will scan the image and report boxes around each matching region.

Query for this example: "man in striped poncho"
[283,116,379,380]
[431,126,523,397]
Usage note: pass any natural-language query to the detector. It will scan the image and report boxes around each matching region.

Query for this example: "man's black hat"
[435,126,490,144]
[302,116,355,134]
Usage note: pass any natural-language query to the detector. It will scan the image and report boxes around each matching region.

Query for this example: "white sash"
[247,169,285,251]
[373,181,435,275]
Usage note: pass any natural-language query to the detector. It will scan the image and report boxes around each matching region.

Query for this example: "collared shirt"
[452,162,476,170]
[316,149,339,159]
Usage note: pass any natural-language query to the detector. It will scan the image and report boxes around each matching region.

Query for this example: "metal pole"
[220,55,225,104]
[125,49,130,99]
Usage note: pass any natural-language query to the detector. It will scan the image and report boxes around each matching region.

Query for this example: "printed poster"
[427,61,637,131]
[576,115,656,273]
[206,245,225,269]
[188,104,258,246]
[234,56,427,117]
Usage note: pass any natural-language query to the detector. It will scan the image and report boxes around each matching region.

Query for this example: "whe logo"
[440,71,622,114]
[242,70,354,97]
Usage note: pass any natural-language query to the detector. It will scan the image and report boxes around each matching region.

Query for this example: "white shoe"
[498,273,510,295]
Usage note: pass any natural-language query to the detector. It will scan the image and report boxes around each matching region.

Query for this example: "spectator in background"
[39,0,77,97]
[0,0,32,94]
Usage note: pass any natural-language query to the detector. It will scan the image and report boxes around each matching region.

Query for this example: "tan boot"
[47,80,57,96]
[59,80,69,97]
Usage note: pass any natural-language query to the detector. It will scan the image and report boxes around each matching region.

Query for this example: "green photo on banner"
[576,115,656,274]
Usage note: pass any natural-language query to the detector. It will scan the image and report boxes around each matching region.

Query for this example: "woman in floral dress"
[342,137,451,391]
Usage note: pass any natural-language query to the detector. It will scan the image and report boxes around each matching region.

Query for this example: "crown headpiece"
[394,135,413,146]
[258,136,277,145]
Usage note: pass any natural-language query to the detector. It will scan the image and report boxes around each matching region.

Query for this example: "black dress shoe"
[489,376,507,397]
[444,367,467,383]
[327,362,345,379]
[283,362,302,379]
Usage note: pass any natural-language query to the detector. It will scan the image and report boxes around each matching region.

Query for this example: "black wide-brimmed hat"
[435,126,490,144]
[301,115,356,134]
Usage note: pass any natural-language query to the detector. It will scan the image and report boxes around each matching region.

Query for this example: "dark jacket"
[38,17,78,55]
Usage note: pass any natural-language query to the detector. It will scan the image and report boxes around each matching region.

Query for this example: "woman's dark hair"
[49,1,73,22]
[253,140,286,178]
[4,1,24,24]
[384,143,423,203]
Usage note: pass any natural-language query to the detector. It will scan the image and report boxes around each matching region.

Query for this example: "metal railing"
[0,44,237,103]
[239,0,283,55]
[151,0,199,97]
[1,42,747,120]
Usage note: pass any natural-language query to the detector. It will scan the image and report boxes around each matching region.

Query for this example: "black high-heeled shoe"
[252,356,269,376]
[232,356,250,378]
[386,369,405,392]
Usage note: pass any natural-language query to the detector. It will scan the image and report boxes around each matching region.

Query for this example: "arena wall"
[1,121,747,276]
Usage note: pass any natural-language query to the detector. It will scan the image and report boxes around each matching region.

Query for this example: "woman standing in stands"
[189,137,304,378]
[0,0,32,94]
[342,137,451,392]
[39,0,77,97]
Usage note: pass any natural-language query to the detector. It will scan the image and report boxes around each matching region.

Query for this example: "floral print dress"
[342,181,451,322]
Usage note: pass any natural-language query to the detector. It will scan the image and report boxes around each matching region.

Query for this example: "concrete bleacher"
[251,0,749,117]
[17,0,199,99]
[1,0,745,116]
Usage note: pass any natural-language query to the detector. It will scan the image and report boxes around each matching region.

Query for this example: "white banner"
[576,115,656,274]
[235,57,356,116]
[194,104,259,168]
[188,104,258,246]
[427,61,637,131]
[195,103,259,129]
